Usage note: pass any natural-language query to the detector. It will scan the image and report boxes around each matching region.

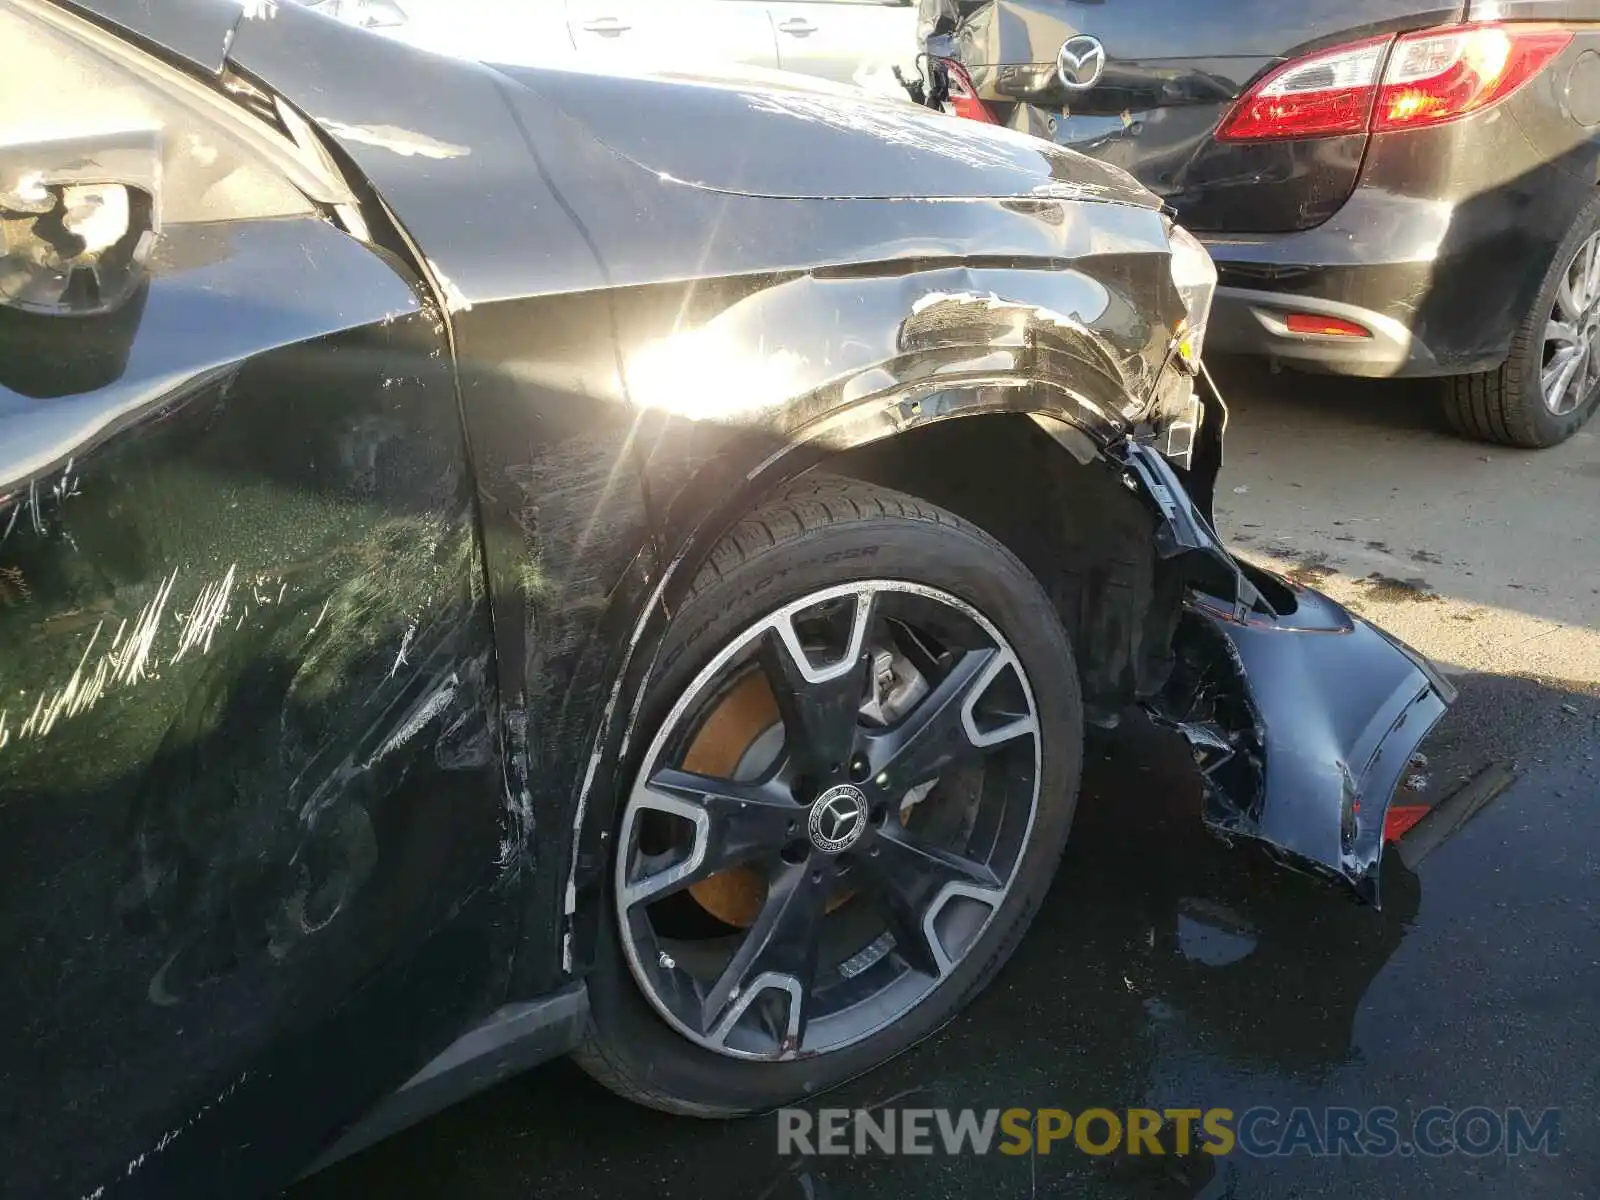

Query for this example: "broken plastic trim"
[1148,583,1454,904]
[1114,382,1455,902]
[1120,439,1265,621]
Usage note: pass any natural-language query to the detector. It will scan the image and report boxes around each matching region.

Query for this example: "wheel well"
[815,414,1183,719]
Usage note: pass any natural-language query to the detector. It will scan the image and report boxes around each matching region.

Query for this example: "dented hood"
[66,0,1157,206]
[489,59,1160,205]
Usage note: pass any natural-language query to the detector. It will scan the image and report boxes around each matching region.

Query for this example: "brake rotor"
[681,671,777,929]
[681,649,933,929]
[683,667,877,927]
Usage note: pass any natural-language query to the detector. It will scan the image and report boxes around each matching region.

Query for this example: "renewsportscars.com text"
[776,1105,1561,1159]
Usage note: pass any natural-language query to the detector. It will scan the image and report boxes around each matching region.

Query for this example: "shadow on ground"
[1208,356,1450,438]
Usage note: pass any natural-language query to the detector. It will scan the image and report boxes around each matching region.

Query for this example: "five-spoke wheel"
[1445,193,1600,447]
[575,479,1083,1114]
[617,580,1040,1060]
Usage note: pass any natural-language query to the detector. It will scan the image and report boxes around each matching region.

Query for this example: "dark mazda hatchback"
[920,0,1600,447]
[2,1,1454,1196]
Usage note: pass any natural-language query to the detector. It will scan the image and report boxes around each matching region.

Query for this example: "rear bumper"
[1198,152,1593,379]
[1199,218,1490,379]
[1205,282,1441,378]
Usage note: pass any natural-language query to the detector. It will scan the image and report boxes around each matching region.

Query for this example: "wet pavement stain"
[1358,573,1442,604]
[292,674,1600,1200]
[1286,553,1338,587]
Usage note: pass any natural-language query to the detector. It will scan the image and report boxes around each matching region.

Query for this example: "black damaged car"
[0,1,1454,1196]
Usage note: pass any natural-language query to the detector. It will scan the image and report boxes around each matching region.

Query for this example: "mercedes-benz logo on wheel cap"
[1057,35,1106,91]
[809,784,869,853]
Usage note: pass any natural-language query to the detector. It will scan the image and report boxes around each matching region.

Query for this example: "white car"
[307,0,920,96]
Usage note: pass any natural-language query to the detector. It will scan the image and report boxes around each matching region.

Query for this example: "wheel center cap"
[808,784,869,854]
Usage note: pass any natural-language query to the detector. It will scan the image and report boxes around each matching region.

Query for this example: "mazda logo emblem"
[1057,35,1106,91]
[809,785,868,854]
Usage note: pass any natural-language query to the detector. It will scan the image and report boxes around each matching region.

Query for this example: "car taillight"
[1217,23,1573,142]
[941,59,997,124]
[1217,36,1390,140]
[1374,24,1572,130]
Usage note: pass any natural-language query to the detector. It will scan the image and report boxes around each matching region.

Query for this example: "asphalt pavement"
[293,363,1600,1199]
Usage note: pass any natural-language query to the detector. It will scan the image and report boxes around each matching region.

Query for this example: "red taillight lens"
[1218,23,1573,143]
[1375,24,1572,130]
[1217,36,1390,141]
[940,58,997,124]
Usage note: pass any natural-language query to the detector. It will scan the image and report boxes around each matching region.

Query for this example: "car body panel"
[10,2,1456,1193]
[325,0,580,68]
[225,1,668,995]
[0,213,508,1200]
[510,57,1161,203]
[1471,0,1600,16]
[148,0,1450,904]
[1112,433,1453,901]
[918,0,1465,233]
[308,0,916,96]
[922,0,1451,63]
[1154,585,1453,903]
[64,0,240,71]
[1202,33,1600,375]
[769,0,920,94]
[1,5,522,1194]
[565,0,781,69]
[919,0,1600,379]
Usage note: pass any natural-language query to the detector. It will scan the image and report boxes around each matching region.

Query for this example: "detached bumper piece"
[1119,437,1456,904]
[1150,586,1455,904]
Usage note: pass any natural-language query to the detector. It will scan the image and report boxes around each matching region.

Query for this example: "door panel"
[0,8,506,1196]
[565,0,780,69]
[770,0,920,93]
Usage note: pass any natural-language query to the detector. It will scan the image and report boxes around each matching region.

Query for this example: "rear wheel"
[574,477,1082,1115]
[1443,194,1600,447]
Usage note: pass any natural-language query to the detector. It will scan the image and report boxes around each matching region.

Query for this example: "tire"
[1442,192,1600,448]
[573,476,1083,1116]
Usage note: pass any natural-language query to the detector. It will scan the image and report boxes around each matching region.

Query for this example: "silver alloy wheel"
[614,580,1042,1062]
[1543,230,1600,416]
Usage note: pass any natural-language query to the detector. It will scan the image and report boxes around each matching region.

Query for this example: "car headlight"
[1166,221,1217,373]
[303,0,409,30]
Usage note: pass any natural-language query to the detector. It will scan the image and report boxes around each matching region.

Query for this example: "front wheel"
[574,477,1083,1115]
[1443,193,1600,447]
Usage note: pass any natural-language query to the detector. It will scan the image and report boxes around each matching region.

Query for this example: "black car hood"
[60,0,1154,207]
[59,0,239,72]
[490,60,1158,205]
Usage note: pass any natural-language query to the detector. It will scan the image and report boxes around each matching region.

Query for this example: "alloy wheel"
[1542,229,1600,417]
[614,580,1042,1061]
